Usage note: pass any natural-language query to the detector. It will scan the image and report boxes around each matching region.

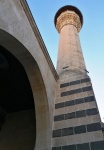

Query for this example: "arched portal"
[0,45,36,149]
[0,29,51,150]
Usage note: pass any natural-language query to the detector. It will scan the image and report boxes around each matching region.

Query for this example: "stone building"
[52,5,104,150]
[0,0,103,150]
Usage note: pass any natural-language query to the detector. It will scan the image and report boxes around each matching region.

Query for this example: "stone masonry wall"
[52,71,104,150]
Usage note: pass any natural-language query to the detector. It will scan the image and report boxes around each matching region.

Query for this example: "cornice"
[54,5,83,27]
[56,10,82,33]
[20,0,59,81]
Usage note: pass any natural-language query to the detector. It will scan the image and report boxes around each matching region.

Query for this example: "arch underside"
[0,29,51,150]
[0,45,36,150]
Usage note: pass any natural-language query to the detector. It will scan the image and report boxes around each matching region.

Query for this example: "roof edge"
[20,0,59,81]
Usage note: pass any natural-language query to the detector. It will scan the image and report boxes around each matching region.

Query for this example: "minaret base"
[52,71,104,149]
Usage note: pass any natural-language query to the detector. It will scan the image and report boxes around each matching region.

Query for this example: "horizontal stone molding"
[54,108,98,122]
[53,122,102,138]
[55,10,82,33]
[55,96,95,109]
[52,140,104,150]
[60,78,90,88]
[61,86,92,97]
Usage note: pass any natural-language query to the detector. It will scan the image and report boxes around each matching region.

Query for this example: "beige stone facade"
[53,72,104,149]
[52,5,104,150]
[0,1,103,150]
[55,7,86,75]
[0,0,58,150]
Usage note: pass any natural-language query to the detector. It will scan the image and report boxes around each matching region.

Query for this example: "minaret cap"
[54,5,83,33]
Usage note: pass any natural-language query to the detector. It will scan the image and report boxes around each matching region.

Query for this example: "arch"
[0,45,36,149]
[0,29,51,149]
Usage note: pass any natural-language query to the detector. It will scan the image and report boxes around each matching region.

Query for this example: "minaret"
[52,5,104,150]
[54,6,86,75]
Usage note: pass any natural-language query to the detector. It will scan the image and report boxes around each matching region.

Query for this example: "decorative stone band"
[52,140,104,150]
[55,96,95,109]
[55,10,82,33]
[52,122,102,138]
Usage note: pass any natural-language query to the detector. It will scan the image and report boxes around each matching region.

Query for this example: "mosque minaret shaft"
[55,6,86,75]
[53,5,104,150]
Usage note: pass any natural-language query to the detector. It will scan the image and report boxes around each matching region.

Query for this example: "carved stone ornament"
[55,10,82,33]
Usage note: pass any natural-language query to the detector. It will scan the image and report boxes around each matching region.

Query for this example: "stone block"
[90,140,104,150]
[54,114,64,122]
[86,108,98,116]
[76,110,86,118]
[62,144,76,150]
[62,127,74,136]
[74,125,86,134]
[77,143,90,150]
[65,112,75,120]
[87,122,101,132]
[52,147,61,150]
[55,102,65,109]
[53,129,62,138]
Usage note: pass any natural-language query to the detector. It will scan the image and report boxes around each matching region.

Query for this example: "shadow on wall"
[0,45,36,150]
[0,29,51,150]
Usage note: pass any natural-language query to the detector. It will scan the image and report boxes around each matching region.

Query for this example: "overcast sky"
[27,0,104,122]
